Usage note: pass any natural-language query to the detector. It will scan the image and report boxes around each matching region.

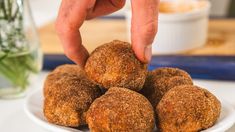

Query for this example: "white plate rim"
[202,101,235,132]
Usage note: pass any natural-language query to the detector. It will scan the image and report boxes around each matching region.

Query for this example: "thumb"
[131,0,159,63]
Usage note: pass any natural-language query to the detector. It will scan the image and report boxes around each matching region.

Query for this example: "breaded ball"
[156,85,221,132]
[43,65,101,127]
[52,64,83,75]
[141,67,193,107]
[86,87,155,132]
[85,40,147,91]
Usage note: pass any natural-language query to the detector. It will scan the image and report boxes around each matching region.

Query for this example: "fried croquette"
[149,67,192,79]
[85,40,147,91]
[141,67,193,107]
[43,65,101,127]
[156,85,221,132]
[86,87,155,132]
[52,64,83,75]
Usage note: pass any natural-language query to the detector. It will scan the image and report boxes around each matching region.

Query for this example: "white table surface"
[0,71,235,132]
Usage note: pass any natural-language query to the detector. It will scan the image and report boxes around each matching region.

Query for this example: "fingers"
[56,0,125,66]
[60,30,89,67]
[131,0,159,63]
[56,0,95,67]
[86,0,126,19]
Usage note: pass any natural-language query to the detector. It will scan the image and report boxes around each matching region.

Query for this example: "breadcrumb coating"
[85,40,147,91]
[141,67,193,107]
[86,87,155,132]
[156,85,221,132]
[43,65,101,127]
[52,64,83,75]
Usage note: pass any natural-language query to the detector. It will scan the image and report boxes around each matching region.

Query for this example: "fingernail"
[144,45,152,63]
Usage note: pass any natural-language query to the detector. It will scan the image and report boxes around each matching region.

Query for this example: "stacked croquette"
[156,85,221,132]
[140,67,193,107]
[43,65,101,126]
[85,40,147,91]
[86,87,155,132]
[43,40,221,132]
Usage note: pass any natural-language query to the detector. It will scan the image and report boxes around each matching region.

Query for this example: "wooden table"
[39,19,235,55]
[39,19,235,80]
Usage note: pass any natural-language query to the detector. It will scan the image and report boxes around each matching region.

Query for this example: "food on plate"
[85,40,147,91]
[43,65,101,127]
[41,42,222,131]
[140,67,193,107]
[52,64,83,75]
[86,87,155,132]
[156,85,221,132]
[44,64,86,97]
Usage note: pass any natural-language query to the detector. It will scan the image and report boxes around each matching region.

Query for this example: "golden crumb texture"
[43,64,102,127]
[141,67,193,107]
[85,40,147,91]
[156,85,221,132]
[86,87,155,132]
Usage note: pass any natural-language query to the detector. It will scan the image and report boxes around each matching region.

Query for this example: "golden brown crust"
[141,67,193,107]
[52,64,83,75]
[85,40,147,91]
[86,87,155,132]
[150,67,192,79]
[156,85,221,132]
[43,65,101,127]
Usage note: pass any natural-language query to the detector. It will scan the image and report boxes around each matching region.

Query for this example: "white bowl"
[125,0,211,54]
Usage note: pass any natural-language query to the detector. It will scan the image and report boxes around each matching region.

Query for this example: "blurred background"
[29,0,235,81]
[30,0,235,27]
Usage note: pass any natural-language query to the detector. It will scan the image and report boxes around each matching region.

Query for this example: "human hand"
[56,0,159,67]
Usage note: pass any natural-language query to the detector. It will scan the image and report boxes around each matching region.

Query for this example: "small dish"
[125,0,211,54]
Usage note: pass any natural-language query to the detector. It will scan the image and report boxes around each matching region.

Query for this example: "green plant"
[0,0,39,90]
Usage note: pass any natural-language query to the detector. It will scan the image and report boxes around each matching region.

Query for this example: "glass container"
[0,0,42,99]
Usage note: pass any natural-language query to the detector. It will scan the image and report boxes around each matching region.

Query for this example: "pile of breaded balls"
[43,40,221,132]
